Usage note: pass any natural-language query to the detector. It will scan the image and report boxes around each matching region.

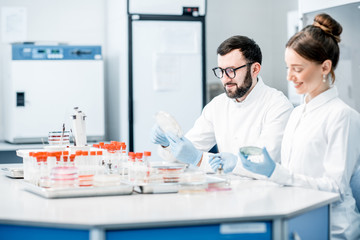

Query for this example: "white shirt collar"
[232,76,265,106]
[303,86,338,113]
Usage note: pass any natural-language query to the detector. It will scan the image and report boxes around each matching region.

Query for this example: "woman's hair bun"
[313,13,342,43]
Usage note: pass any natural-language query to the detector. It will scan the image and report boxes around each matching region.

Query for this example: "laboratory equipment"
[127,0,206,155]
[16,139,230,198]
[71,107,87,146]
[2,43,104,143]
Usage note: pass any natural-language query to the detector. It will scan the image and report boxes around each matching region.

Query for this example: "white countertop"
[0,164,340,230]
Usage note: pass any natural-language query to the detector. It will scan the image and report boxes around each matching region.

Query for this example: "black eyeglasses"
[212,62,253,79]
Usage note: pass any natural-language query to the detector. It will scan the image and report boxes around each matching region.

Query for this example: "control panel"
[11,44,102,60]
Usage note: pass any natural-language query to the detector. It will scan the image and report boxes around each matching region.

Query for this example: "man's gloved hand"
[150,124,169,147]
[209,152,237,173]
[166,132,202,166]
[239,148,275,177]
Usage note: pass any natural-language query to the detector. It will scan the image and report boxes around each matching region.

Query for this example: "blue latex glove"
[150,124,169,147]
[209,152,237,173]
[208,155,222,172]
[166,132,202,166]
[239,148,275,177]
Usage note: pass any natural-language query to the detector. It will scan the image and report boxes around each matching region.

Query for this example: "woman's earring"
[322,74,327,83]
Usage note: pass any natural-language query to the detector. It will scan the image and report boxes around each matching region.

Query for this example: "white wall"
[0,0,105,140]
[105,0,128,142]
[206,0,298,95]
[299,0,358,14]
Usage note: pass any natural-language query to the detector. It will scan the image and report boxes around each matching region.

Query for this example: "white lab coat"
[270,86,360,239]
[186,77,293,173]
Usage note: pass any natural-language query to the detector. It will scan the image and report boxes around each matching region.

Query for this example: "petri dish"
[239,146,263,163]
[239,146,262,156]
[155,111,183,138]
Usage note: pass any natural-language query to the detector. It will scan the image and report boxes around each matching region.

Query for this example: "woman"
[210,13,360,239]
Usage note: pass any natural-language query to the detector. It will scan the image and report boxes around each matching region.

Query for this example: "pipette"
[60,123,65,145]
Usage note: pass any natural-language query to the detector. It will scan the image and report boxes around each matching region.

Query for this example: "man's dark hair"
[217,35,262,65]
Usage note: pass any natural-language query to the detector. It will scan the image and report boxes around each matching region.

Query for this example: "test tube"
[120,143,127,178]
[63,151,69,166]
[128,152,135,182]
[96,150,104,175]
[35,153,41,186]
[75,150,82,169]
[90,151,96,175]
[143,151,151,165]
[82,151,89,174]
[23,151,32,182]
[144,151,152,183]
[135,152,145,184]
[47,152,56,172]
[70,154,76,166]
[39,152,50,187]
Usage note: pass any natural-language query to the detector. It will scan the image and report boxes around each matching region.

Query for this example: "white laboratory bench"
[0,164,339,240]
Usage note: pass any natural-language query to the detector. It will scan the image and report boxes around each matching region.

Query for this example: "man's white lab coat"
[186,77,293,173]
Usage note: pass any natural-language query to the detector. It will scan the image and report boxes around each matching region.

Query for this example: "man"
[151,35,293,174]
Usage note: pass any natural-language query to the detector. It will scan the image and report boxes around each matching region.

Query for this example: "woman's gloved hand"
[239,147,275,177]
[166,132,202,166]
[209,152,237,173]
[150,124,169,147]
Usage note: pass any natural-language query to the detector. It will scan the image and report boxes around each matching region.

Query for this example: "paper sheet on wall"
[1,7,27,43]
[159,26,199,54]
[153,53,180,91]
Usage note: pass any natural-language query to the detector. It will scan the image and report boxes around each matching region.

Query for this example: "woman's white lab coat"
[270,86,360,239]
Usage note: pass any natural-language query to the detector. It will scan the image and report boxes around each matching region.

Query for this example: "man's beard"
[224,68,252,99]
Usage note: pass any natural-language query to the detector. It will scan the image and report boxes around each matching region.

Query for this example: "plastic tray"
[23,181,133,199]
[1,167,24,179]
[135,183,180,194]
[134,175,226,194]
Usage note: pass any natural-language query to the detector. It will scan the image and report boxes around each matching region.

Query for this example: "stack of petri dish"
[48,131,70,146]
[78,174,94,187]
[50,166,78,188]
[151,162,187,183]
[93,174,121,187]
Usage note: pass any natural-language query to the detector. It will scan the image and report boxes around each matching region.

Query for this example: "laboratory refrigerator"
[2,43,105,143]
[127,0,207,157]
